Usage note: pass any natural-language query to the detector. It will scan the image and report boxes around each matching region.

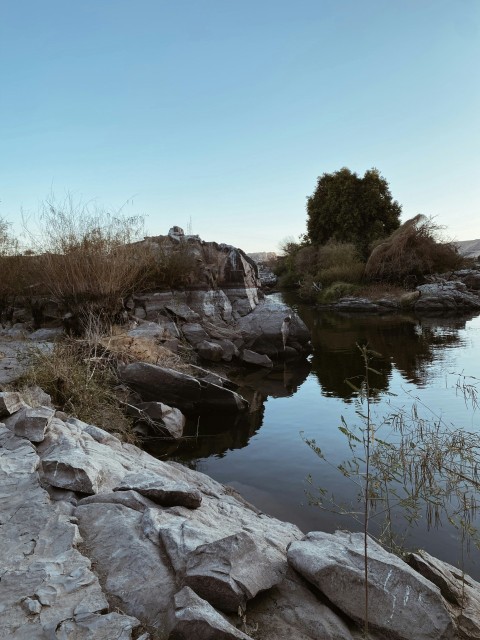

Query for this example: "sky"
[1,0,479,253]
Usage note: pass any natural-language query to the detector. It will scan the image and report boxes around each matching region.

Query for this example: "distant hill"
[455,239,480,258]
[248,252,277,264]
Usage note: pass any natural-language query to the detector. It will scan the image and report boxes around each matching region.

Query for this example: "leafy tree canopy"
[306,167,402,256]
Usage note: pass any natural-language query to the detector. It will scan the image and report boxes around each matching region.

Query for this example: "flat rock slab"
[287,530,454,640]
[170,586,253,640]
[120,361,248,414]
[114,471,202,509]
[241,349,273,368]
[185,531,285,612]
[75,501,176,633]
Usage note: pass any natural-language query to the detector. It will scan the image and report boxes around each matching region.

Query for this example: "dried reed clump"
[27,196,156,318]
[365,215,463,285]
[99,334,193,373]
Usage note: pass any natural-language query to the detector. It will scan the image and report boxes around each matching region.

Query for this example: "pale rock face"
[287,530,455,640]
[408,549,480,640]
[0,425,140,639]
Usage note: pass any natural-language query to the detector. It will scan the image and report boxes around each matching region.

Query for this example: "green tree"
[306,167,402,256]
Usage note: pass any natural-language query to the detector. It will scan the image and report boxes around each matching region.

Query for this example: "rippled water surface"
[150,293,480,577]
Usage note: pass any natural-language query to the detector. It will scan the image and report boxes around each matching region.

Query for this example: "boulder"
[409,549,480,640]
[120,362,248,414]
[14,405,55,443]
[197,339,224,362]
[236,298,310,357]
[114,471,202,509]
[287,530,454,640]
[415,282,480,313]
[164,301,200,322]
[119,362,202,413]
[185,531,285,612]
[169,587,253,640]
[0,425,139,639]
[130,401,186,439]
[75,501,176,633]
[245,568,355,640]
[182,322,209,346]
[0,391,25,418]
[241,349,273,368]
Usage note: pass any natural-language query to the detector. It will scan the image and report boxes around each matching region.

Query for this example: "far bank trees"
[306,167,401,257]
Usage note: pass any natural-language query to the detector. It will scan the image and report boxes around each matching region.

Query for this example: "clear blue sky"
[1,0,479,252]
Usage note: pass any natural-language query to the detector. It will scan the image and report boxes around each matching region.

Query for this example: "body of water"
[150,293,480,577]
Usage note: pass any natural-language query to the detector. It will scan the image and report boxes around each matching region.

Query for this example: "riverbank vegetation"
[0,197,201,327]
[275,167,468,302]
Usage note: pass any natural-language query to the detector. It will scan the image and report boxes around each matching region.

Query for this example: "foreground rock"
[0,424,142,639]
[287,530,455,640]
[6,389,480,639]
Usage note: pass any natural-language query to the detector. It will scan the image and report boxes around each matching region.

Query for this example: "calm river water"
[153,293,480,577]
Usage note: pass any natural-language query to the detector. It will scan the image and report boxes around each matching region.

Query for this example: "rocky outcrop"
[328,269,480,315]
[414,281,480,313]
[6,392,480,639]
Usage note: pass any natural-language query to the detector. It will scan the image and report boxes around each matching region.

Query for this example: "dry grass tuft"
[365,215,464,285]
[99,334,193,373]
[17,338,135,438]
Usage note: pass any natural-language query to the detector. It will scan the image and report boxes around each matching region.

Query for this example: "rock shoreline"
[323,270,480,316]
[2,391,480,639]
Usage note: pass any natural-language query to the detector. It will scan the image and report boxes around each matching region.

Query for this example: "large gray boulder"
[14,405,55,442]
[287,530,454,640]
[75,501,176,633]
[236,298,310,357]
[185,531,285,612]
[120,362,248,414]
[129,401,186,439]
[245,568,355,640]
[415,281,480,313]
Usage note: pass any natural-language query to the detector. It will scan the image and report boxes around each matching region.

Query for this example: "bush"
[317,281,358,303]
[293,241,365,298]
[28,196,155,321]
[365,215,464,285]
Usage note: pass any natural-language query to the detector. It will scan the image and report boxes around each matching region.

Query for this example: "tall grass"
[365,215,464,285]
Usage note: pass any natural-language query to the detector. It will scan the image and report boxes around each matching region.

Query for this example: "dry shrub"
[18,339,134,438]
[28,196,155,317]
[100,334,193,373]
[365,215,464,285]
[142,237,201,290]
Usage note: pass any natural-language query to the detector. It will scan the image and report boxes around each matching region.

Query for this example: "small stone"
[21,597,42,614]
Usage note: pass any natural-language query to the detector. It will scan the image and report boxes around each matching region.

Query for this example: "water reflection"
[146,296,480,574]
[144,359,311,463]
[294,306,471,398]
